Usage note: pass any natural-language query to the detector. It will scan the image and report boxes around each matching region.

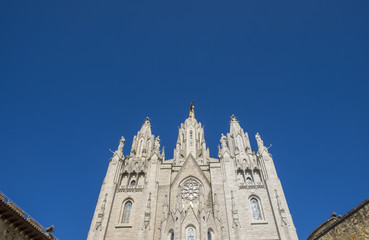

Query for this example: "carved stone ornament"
[95,194,107,231]
[154,136,160,151]
[144,193,151,229]
[275,189,288,226]
[214,193,220,219]
[181,178,200,201]
[220,134,228,150]
[231,191,240,228]
[162,194,169,221]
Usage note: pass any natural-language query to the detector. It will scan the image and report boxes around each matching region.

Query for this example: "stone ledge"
[115,224,132,228]
[251,220,268,225]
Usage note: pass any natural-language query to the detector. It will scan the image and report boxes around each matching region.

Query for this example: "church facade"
[87,106,298,240]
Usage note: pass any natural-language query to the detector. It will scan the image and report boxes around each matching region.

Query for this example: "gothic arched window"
[245,170,254,184]
[130,180,136,188]
[250,198,262,220]
[122,201,132,223]
[170,231,174,240]
[246,177,253,185]
[187,226,195,240]
[207,229,213,240]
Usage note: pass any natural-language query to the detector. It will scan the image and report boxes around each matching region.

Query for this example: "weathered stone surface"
[0,193,56,240]
[308,198,369,240]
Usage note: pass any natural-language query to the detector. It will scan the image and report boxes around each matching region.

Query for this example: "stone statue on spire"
[118,136,125,152]
[256,132,271,157]
[255,132,265,154]
[189,101,195,118]
[154,136,160,152]
[114,136,125,158]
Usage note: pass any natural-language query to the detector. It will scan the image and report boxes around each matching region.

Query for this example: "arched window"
[245,170,254,184]
[207,229,213,240]
[246,177,253,185]
[122,201,132,223]
[250,198,262,220]
[187,226,195,240]
[130,180,136,188]
[170,231,174,240]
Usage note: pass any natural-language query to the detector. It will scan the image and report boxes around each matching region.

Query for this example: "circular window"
[181,178,200,201]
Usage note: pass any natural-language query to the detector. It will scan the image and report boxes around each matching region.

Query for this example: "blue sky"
[1,0,368,239]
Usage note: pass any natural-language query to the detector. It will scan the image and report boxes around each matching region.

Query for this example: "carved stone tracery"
[181,178,200,202]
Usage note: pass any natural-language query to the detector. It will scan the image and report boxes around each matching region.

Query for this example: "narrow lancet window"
[207,230,212,240]
[122,201,132,223]
[170,232,174,240]
[187,227,195,240]
[250,198,262,220]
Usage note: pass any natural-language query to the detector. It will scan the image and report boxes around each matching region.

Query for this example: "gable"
[171,154,210,188]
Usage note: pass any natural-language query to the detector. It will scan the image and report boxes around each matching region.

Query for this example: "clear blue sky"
[1,1,368,239]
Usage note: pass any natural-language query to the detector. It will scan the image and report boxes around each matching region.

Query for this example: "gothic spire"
[220,115,252,156]
[129,117,155,157]
[138,117,152,136]
[173,104,209,164]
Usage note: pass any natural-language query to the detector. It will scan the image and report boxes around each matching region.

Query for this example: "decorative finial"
[189,101,195,118]
[141,117,152,127]
[229,114,239,124]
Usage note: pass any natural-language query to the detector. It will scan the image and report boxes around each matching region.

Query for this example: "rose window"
[181,178,200,201]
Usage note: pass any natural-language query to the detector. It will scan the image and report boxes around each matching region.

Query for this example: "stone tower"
[87,105,299,240]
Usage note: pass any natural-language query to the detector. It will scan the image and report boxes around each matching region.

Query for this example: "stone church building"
[87,105,298,240]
